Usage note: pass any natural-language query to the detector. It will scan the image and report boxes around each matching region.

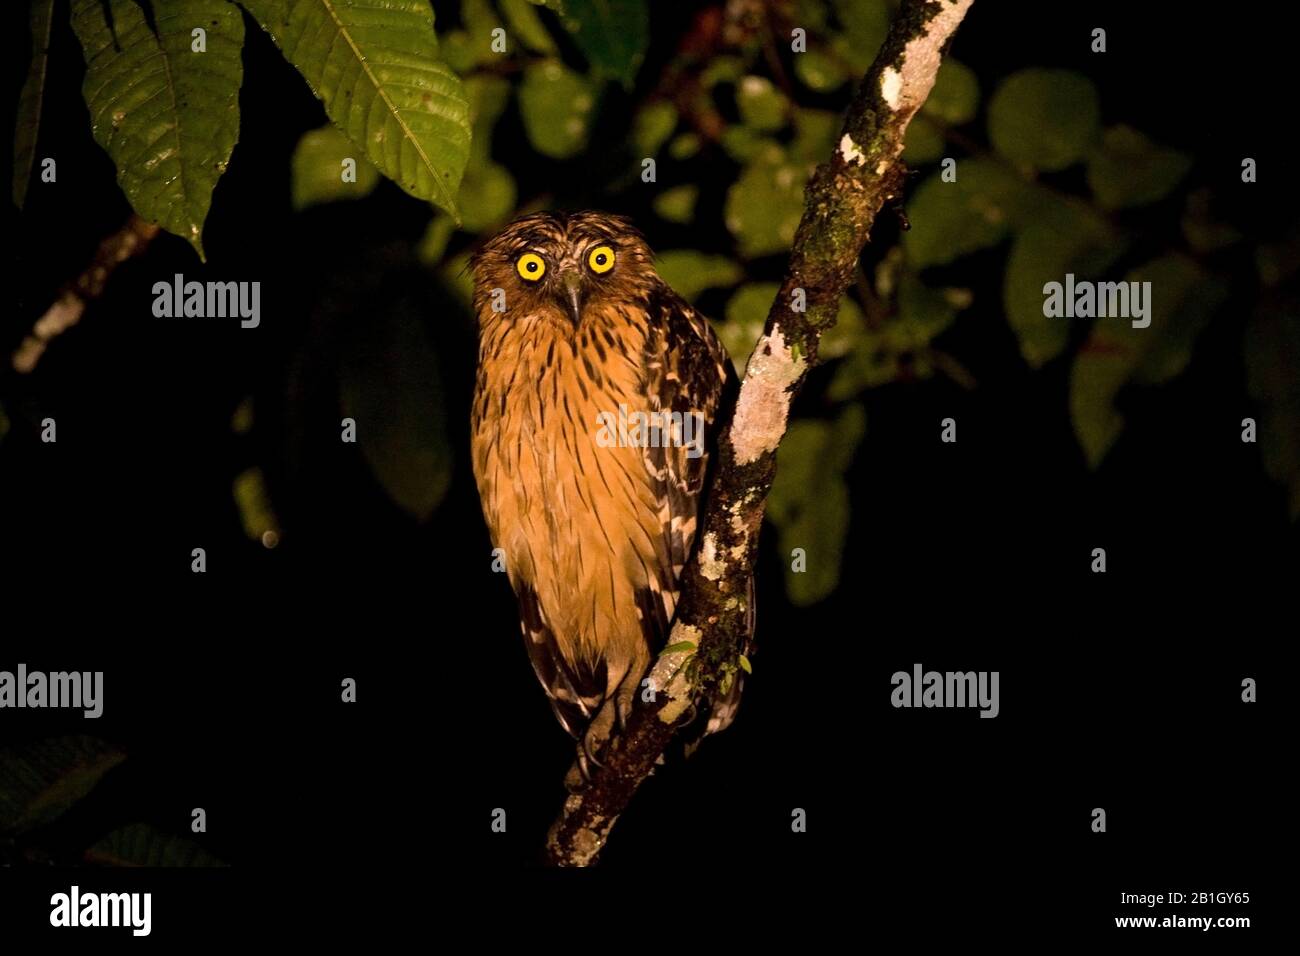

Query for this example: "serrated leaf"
[519,60,596,159]
[988,69,1099,172]
[340,306,452,521]
[13,0,54,209]
[71,0,244,259]
[291,124,382,210]
[86,823,225,867]
[241,0,470,219]
[557,0,648,85]
[662,641,697,654]
[0,736,125,836]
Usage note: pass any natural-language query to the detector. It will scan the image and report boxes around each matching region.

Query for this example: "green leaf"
[241,0,470,219]
[13,0,54,209]
[519,60,597,159]
[662,641,697,654]
[556,0,648,85]
[790,109,840,163]
[721,126,776,164]
[71,0,244,259]
[668,132,701,160]
[441,30,475,73]
[457,161,516,231]
[793,49,847,93]
[1245,308,1300,520]
[0,736,126,836]
[827,276,963,399]
[1004,218,1123,369]
[902,115,945,164]
[736,75,789,132]
[652,184,698,224]
[1086,125,1191,211]
[767,405,866,605]
[725,145,809,257]
[86,823,225,867]
[291,124,382,210]
[341,307,453,521]
[654,251,743,303]
[699,56,745,90]
[464,74,511,164]
[922,59,978,126]
[903,158,1027,269]
[988,69,1100,172]
[417,214,457,265]
[461,0,505,64]
[632,101,677,156]
[738,654,752,674]
[830,0,889,72]
[500,0,558,53]
[1070,255,1227,467]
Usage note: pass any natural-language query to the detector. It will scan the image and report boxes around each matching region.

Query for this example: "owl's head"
[470,211,659,329]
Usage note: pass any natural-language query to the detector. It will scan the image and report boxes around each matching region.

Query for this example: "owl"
[470,211,752,787]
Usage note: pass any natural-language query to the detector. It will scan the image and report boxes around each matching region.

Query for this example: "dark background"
[1,0,1293,940]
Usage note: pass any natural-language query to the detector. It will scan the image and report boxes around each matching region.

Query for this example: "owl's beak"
[559,271,585,326]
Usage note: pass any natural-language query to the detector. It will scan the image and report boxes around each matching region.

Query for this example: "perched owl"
[470,211,751,786]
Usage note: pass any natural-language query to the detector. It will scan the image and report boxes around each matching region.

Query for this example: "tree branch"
[12,215,161,374]
[545,0,976,865]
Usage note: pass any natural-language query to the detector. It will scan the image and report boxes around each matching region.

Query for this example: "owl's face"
[470,211,659,331]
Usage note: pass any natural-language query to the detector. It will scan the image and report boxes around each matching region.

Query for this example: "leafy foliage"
[241,0,471,219]
[12,0,1295,631]
[70,0,244,259]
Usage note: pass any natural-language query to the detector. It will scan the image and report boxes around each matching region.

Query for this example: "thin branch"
[545,0,977,866]
[12,215,161,374]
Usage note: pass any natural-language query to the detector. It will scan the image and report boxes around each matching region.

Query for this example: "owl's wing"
[516,582,604,738]
[636,282,738,648]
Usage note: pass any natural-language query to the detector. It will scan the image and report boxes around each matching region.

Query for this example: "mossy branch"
[545,0,976,866]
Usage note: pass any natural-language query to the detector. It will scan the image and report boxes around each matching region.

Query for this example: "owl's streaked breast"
[472,302,671,682]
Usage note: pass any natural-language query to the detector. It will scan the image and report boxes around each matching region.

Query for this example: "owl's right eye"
[516,253,546,282]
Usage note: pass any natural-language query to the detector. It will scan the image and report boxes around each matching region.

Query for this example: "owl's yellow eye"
[588,246,615,274]
[516,253,546,282]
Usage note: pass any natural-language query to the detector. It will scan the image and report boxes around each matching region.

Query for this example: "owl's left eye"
[587,246,615,275]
